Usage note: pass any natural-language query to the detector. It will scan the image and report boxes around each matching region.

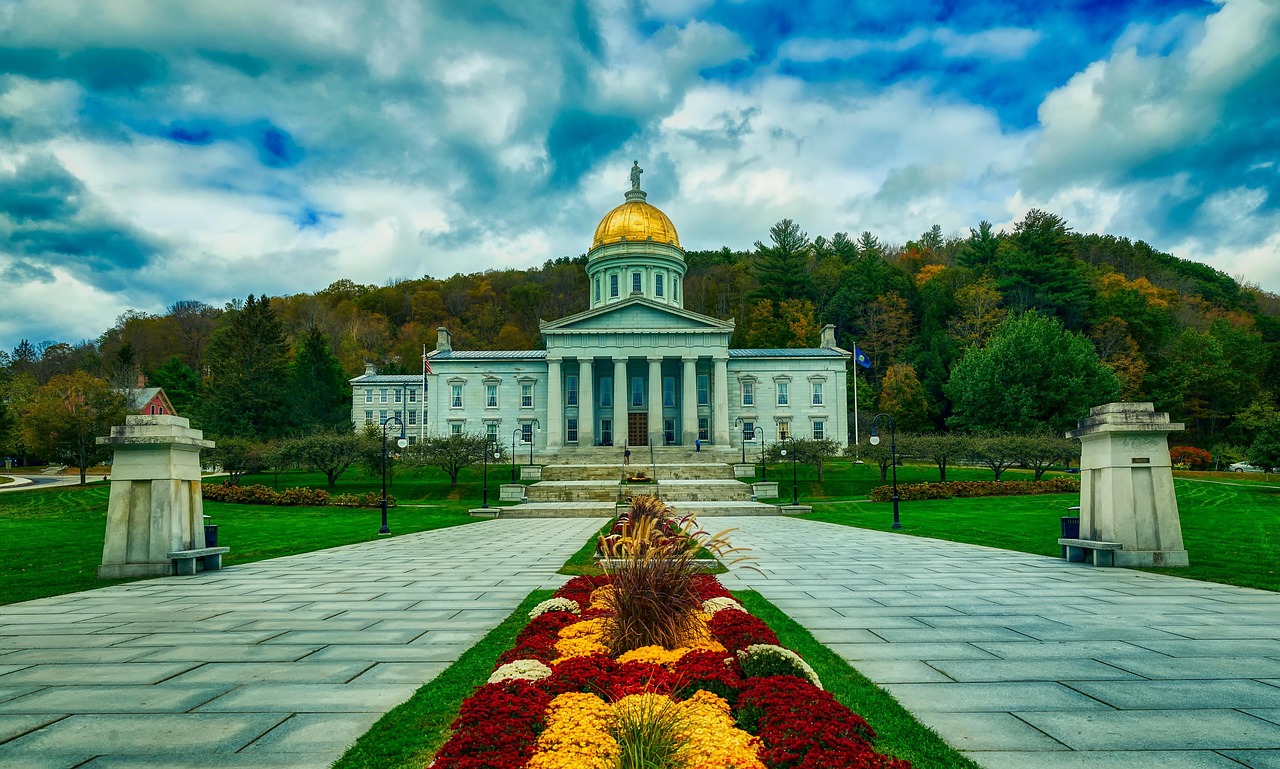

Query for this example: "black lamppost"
[526,418,541,466]
[735,417,747,463]
[779,435,798,506]
[379,415,405,535]
[481,437,500,508]
[870,413,900,530]
[511,427,522,482]
[759,427,767,481]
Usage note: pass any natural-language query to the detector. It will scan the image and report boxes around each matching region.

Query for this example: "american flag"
[422,348,433,375]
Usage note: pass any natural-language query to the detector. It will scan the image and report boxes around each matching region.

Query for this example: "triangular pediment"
[541,296,734,333]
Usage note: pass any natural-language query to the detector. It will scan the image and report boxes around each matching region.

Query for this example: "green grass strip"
[331,588,552,769]
[558,518,615,575]
[735,590,982,769]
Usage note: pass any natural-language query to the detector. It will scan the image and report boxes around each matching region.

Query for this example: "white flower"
[702,597,744,615]
[487,659,553,684]
[529,597,581,619]
[737,643,823,690]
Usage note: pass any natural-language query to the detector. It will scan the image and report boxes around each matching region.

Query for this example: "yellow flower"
[528,692,619,769]
[558,617,606,640]
[677,690,766,769]
[588,585,616,609]
[552,635,609,662]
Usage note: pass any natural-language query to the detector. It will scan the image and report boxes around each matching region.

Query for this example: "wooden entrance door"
[628,413,648,446]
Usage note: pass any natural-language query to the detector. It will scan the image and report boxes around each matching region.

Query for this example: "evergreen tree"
[752,219,812,302]
[958,220,1000,269]
[149,356,201,417]
[201,294,290,439]
[994,210,1092,328]
[290,327,352,431]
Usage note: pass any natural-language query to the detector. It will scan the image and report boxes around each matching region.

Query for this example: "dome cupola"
[585,161,686,310]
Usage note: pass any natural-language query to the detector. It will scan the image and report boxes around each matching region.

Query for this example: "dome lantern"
[585,162,687,310]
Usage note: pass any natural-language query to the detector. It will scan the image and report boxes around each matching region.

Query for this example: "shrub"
[433,680,550,769]
[707,609,779,653]
[737,644,822,689]
[201,483,390,507]
[1170,445,1212,470]
[869,476,1080,502]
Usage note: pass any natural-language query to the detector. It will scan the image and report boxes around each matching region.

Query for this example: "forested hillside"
[2,209,1278,464]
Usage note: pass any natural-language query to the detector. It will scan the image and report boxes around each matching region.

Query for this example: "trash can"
[1060,507,1080,559]
[203,524,219,571]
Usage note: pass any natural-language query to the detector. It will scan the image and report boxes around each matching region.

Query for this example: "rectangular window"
[487,422,499,442]
[777,381,789,406]
[610,274,619,297]
[394,389,402,403]
[631,376,644,407]
[601,419,613,446]
[521,383,533,408]
[408,410,417,426]
[656,273,664,297]
[779,421,791,441]
[410,389,417,403]
[522,422,533,444]
[380,389,388,403]
[451,422,463,436]
[407,435,417,445]
[594,277,601,302]
[365,410,373,424]
[451,384,463,408]
[674,279,679,301]
[394,410,402,422]
[743,421,756,441]
[742,381,754,407]
[632,272,642,293]
[365,389,373,404]
[486,383,498,408]
[566,417,578,443]
[662,376,675,407]
[697,374,709,406]
[566,375,578,406]
[664,418,675,445]
[813,421,825,440]
[698,417,709,441]
[812,382,824,405]
[379,409,388,422]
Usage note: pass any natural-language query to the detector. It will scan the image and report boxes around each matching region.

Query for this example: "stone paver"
[0,518,604,767]
[719,516,1280,769]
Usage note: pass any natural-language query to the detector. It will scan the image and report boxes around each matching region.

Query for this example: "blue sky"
[1,0,1277,348]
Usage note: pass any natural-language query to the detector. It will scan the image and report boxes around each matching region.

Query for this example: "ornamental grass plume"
[611,692,688,769]
[597,499,758,655]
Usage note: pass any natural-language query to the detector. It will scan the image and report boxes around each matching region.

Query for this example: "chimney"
[820,324,837,349]
[436,326,452,352]
[136,373,148,388]
[364,362,376,376]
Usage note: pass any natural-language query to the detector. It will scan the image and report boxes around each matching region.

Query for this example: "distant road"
[0,474,102,493]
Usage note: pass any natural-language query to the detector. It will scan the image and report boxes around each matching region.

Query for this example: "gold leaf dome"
[592,199,681,249]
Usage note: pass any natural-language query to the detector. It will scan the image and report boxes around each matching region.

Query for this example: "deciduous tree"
[19,371,126,484]
[878,364,930,433]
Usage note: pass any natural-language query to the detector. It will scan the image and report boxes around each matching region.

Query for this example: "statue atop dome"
[630,160,643,191]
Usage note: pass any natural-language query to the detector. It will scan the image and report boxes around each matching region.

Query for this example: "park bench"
[167,546,230,575]
[1057,538,1122,567]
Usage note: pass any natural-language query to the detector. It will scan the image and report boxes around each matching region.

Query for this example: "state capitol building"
[350,164,851,454]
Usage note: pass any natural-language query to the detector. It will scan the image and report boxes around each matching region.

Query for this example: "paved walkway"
[0,518,605,769]
[718,516,1280,769]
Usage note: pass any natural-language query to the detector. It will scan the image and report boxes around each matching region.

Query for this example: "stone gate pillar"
[97,415,215,578]
[1066,402,1189,567]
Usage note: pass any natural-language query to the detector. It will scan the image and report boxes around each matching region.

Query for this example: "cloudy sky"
[2,0,1278,349]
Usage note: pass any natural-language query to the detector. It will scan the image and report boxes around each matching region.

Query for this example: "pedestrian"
[624,447,631,465]
[695,438,701,452]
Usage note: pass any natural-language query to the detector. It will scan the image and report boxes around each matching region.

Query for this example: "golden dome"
[592,199,681,249]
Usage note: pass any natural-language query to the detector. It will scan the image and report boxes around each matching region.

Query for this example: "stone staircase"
[488,447,780,518]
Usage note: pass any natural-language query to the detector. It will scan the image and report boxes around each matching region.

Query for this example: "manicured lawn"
[799,478,1280,592]
[0,467,488,606]
[748,459,1063,502]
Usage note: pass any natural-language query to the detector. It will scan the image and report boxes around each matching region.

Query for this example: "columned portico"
[578,359,594,446]
[546,357,563,449]
[681,357,698,445]
[647,357,663,445]
[713,355,730,445]
[613,358,628,446]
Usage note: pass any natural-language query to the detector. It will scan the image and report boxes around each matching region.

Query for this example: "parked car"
[1229,462,1273,473]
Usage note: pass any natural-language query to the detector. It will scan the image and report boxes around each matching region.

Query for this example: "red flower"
[434,680,550,768]
[708,608,779,653]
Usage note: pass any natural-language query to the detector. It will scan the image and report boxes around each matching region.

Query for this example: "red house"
[120,387,177,416]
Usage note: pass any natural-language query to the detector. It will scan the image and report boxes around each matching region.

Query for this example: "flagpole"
[853,365,860,461]
[420,344,427,443]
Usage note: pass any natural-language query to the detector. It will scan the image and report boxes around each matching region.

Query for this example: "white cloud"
[778,26,1040,63]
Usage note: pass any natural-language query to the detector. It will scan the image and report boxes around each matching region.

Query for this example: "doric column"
[613,358,629,446]
[647,357,663,446]
[681,357,698,446]
[713,355,730,445]
[579,359,594,446]
[546,357,563,450]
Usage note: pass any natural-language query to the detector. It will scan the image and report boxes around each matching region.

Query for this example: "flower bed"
[870,476,1079,502]
[431,574,911,769]
[201,483,388,508]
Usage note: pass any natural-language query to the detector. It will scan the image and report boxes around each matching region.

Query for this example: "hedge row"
[201,483,391,508]
[870,476,1080,502]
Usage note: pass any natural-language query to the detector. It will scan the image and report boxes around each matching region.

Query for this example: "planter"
[732,463,755,479]
[752,481,778,499]
[499,484,526,503]
[519,465,543,481]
